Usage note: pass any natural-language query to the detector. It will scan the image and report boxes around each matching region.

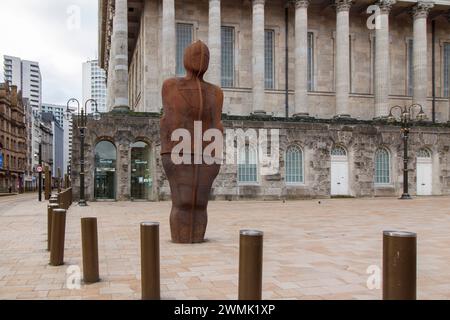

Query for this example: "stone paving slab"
[1,194,450,300]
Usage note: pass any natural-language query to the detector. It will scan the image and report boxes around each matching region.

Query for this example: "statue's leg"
[191,163,220,242]
[163,155,220,243]
[163,155,194,243]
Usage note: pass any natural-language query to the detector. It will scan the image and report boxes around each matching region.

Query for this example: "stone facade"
[90,0,450,202]
[72,112,450,201]
[99,0,450,121]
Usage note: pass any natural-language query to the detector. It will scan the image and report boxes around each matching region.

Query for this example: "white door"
[331,160,349,196]
[417,161,432,196]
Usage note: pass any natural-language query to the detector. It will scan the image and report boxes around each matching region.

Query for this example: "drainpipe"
[285,4,289,119]
[432,20,436,123]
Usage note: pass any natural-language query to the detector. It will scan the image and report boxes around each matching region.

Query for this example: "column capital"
[209,0,220,2]
[295,0,310,9]
[411,1,434,19]
[334,0,353,12]
[376,0,396,14]
[253,0,265,6]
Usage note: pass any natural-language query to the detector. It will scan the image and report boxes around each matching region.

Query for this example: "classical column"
[106,49,115,112]
[334,0,352,118]
[112,0,129,111]
[412,1,434,110]
[208,0,221,86]
[162,0,176,81]
[293,0,310,117]
[106,4,115,112]
[252,0,266,115]
[374,0,396,119]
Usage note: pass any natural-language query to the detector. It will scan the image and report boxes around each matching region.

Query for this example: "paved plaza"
[1,194,450,300]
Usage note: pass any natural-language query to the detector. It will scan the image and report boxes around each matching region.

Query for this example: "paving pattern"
[1,193,450,300]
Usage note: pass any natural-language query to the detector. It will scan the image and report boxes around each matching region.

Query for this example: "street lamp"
[65,98,102,206]
[34,134,43,202]
[33,111,43,202]
[387,104,427,200]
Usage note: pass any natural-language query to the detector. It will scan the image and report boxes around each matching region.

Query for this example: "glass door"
[94,141,117,200]
[131,142,152,200]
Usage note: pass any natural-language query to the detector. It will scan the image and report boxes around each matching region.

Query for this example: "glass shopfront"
[94,141,117,200]
[131,142,152,200]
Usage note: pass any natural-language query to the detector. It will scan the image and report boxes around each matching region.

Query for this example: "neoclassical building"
[74,0,450,201]
[100,0,450,119]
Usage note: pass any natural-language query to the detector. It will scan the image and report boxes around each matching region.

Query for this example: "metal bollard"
[383,230,417,300]
[140,222,160,300]
[47,204,59,251]
[50,209,67,266]
[238,230,264,300]
[81,218,100,283]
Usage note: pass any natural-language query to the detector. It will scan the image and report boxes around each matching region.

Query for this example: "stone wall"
[71,112,450,202]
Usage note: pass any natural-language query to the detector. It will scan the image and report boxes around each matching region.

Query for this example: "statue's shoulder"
[203,82,223,99]
[162,78,178,90]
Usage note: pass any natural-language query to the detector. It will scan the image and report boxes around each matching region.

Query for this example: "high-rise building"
[41,112,63,178]
[41,103,64,126]
[3,56,42,112]
[40,103,73,176]
[82,60,107,114]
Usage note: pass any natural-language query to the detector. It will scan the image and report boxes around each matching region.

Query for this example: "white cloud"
[0,0,98,105]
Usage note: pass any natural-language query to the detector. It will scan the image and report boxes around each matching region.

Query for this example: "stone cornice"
[253,0,265,6]
[295,0,310,9]
[411,1,435,19]
[334,0,353,12]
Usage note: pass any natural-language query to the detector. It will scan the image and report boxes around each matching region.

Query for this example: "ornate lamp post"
[387,104,427,200]
[65,99,102,206]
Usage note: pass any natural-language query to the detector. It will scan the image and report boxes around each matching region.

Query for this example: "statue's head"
[184,40,210,79]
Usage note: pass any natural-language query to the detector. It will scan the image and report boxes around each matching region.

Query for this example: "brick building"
[0,83,27,193]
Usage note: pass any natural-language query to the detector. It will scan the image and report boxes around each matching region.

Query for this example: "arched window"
[331,146,347,157]
[285,146,304,184]
[417,148,431,158]
[375,148,390,184]
[238,145,258,183]
[94,140,117,200]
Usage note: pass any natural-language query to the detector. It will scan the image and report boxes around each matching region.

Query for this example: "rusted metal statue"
[161,40,224,244]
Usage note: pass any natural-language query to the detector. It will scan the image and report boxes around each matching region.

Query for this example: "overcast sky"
[0,0,98,105]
